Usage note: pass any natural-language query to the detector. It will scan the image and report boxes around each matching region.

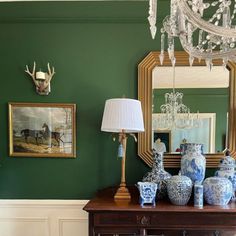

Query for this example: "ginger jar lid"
[168,172,192,185]
[218,155,236,168]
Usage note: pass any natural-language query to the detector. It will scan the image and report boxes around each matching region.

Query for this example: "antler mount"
[25,62,55,95]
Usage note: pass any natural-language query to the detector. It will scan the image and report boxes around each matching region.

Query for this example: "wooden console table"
[83,187,236,236]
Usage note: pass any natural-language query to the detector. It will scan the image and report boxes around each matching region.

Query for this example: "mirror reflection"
[152,66,229,154]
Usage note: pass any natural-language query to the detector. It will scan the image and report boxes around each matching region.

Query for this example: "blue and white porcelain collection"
[138,144,235,207]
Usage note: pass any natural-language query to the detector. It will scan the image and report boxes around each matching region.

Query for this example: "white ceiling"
[153,66,229,89]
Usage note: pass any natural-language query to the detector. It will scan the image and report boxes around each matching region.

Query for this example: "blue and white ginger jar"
[137,182,158,207]
[203,177,233,206]
[143,150,171,199]
[181,143,206,184]
[215,153,236,192]
[167,173,193,205]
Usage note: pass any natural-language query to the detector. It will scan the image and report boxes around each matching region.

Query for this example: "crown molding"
[0,0,148,1]
[0,16,147,23]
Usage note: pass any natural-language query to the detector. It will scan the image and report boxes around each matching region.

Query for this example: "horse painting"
[20,129,44,145]
[42,123,64,146]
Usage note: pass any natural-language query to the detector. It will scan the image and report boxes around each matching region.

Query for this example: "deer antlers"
[44,63,55,88]
[25,62,56,94]
[25,62,37,87]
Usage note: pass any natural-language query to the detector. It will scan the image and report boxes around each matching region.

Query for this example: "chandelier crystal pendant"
[148,0,158,39]
[148,0,236,68]
[156,62,201,130]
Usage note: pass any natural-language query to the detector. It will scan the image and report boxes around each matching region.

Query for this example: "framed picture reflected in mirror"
[153,130,171,153]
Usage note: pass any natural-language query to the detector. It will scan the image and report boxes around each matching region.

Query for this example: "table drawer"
[94,213,138,226]
[146,229,236,236]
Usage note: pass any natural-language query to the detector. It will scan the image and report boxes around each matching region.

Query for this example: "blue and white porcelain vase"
[142,150,171,199]
[194,184,203,208]
[137,182,158,207]
[215,151,236,192]
[181,143,206,184]
[203,177,233,205]
[167,172,193,205]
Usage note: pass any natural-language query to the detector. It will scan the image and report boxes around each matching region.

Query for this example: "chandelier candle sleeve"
[36,71,45,80]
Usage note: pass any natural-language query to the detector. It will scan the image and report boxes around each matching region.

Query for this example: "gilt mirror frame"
[138,51,236,168]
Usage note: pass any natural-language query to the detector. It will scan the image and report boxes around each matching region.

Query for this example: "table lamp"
[101,98,144,200]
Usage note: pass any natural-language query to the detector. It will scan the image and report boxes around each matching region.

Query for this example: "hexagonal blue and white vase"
[181,143,206,184]
[137,182,158,207]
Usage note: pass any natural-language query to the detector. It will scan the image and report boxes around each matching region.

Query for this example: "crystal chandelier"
[148,0,236,67]
[155,62,201,130]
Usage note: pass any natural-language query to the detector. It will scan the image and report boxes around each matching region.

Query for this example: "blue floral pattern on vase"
[203,177,233,206]
[142,150,171,199]
[215,152,236,193]
[137,182,158,207]
[167,173,193,205]
[181,143,206,184]
[194,184,203,208]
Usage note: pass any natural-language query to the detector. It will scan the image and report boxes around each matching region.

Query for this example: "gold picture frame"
[9,102,76,158]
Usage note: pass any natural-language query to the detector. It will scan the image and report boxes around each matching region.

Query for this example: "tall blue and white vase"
[181,143,206,184]
[143,150,172,199]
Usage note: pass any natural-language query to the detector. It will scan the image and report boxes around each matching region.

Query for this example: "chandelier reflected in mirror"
[148,0,236,68]
[154,63,201,130]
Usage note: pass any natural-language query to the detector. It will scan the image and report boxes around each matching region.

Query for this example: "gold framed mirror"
[138,51,236,168]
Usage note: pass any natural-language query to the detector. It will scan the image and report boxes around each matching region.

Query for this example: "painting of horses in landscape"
[9,103,76,157]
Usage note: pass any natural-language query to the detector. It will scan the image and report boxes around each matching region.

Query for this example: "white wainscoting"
[0,200,89,236]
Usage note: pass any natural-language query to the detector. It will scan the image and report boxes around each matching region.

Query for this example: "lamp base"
[114,186,131,200]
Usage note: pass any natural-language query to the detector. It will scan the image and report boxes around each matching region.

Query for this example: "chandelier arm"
[179,34,236,60]
[177,0,236,38]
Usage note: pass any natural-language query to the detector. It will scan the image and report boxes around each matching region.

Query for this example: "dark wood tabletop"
[84,186,236,236]
[84,186,236,213]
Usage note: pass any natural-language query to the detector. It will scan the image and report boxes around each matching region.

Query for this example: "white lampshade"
[101,98,144,133]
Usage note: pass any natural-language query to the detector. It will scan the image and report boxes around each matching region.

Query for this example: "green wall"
[0,1,158,199]
[0,1,217,199]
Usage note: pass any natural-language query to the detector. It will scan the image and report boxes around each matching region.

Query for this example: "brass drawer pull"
[140,216,150,225]
[140,229,164,236]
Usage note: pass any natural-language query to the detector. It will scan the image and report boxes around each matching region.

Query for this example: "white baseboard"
[0,200,89,236]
